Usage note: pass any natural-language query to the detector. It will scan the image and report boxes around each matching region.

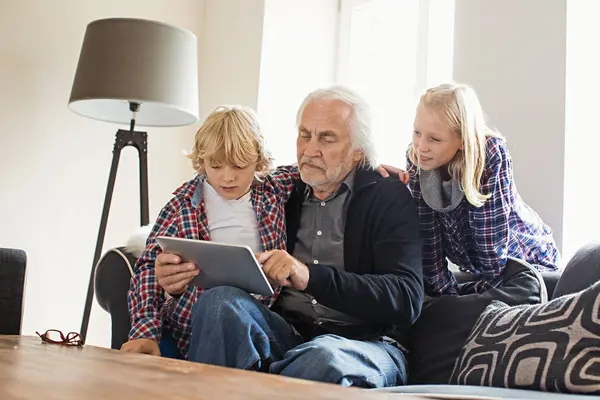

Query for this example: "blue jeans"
[188,286,407,388]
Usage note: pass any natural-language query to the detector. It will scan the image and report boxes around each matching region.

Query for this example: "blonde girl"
[406,82,560,296]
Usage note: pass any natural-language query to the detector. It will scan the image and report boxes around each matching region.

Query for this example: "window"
[336,0,455,166]
[562,0,600,260]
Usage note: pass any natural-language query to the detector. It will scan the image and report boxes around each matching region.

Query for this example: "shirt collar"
[173,175,202,200]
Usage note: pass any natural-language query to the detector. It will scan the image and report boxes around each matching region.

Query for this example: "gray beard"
[300,158,351,190]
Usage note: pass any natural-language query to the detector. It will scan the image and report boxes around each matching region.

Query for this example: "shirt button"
[311,299,317,305]
[313,259,319,264]
[320,202,325,206]
[316,230,322,236]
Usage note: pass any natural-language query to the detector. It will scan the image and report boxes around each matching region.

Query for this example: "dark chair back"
[0,248,27,335]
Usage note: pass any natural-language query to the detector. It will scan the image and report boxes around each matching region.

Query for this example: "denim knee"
[188,285,288,369]
[191,286,253,319]
[272,335,348,382]
[271,334,407,387]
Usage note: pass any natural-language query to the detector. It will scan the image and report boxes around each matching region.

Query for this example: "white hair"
[295,85,377,169]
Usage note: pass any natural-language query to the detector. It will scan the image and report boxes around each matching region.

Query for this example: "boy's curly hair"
[188,105,273,177]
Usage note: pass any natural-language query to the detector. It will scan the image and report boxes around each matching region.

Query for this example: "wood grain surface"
[0,335,423,400]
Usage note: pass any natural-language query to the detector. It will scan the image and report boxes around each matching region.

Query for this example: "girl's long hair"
[409,82,504,207]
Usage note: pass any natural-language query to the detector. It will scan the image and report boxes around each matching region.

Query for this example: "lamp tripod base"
[80,128,149,343]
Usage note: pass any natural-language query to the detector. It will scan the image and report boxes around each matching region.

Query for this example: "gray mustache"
[300,157,326,169]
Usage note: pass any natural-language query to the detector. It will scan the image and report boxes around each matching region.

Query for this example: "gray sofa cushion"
[379,384,591,399]
[450,280,600,395]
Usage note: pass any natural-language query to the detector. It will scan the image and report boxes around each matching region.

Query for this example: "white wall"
[7,0,584,349]
[257,0,339,165]
[0,0,338,348]
[453,0,567,251]
[198,0,266,119]
[198,0,339,166]
[423,0,456,89]
[0,0,205,347]
[563,0,600,261]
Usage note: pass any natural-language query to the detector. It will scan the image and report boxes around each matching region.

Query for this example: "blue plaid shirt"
[407,137,560,296]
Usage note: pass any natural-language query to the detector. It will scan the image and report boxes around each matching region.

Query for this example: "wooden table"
[0,335,424,400]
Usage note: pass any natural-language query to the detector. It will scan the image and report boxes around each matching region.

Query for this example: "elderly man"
[146,86,423,388]
[187,86,423,387]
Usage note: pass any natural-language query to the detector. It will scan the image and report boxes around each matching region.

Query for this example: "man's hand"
[121,338,161,356]
[378,164,410,185]
[257,250,310,291]
[155,252,199,295]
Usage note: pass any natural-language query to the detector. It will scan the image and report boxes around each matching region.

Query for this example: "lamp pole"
[80,102,149,342]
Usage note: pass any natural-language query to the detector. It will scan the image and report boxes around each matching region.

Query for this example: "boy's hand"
[121,338,161,356]
[257,250,310,291]
[155,253,200,295]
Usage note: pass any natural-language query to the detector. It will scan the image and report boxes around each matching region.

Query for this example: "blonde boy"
[122,105,299,358]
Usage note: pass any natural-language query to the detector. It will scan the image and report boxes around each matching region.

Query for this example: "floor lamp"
[67,18,199,342]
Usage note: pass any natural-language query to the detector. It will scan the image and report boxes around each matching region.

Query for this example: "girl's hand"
[376,164,410,185]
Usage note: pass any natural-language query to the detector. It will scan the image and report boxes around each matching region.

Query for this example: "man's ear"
[353,148,364,162]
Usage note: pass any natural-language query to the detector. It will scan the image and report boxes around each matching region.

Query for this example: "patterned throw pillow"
[450,280,600,395]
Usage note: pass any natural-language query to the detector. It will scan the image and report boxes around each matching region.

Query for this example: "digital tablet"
[155,236,274,296]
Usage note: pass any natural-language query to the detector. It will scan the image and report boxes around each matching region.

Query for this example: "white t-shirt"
[202,181,262,254]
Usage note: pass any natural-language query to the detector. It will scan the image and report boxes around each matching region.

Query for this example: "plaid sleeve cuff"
[129,317,162,342]
[255,286,281,308]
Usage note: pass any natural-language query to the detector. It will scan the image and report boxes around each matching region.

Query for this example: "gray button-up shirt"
[277,169,363,328]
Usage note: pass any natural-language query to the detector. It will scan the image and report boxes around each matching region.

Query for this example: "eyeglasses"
[36,329,84,347]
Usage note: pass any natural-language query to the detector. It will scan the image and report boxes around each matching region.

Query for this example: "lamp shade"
[68,18,199,127]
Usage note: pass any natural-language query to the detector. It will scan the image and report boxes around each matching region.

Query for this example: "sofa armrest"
[94,247,137,350]
[0,248,27,335]
[453,269,561,298]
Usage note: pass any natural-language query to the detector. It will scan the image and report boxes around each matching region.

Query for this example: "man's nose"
[303,137,322,157]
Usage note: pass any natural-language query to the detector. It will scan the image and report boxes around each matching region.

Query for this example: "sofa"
[0,247,27,335]
[94,236,600,399]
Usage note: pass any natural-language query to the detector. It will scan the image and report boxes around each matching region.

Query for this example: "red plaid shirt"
[127,166,299,358]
